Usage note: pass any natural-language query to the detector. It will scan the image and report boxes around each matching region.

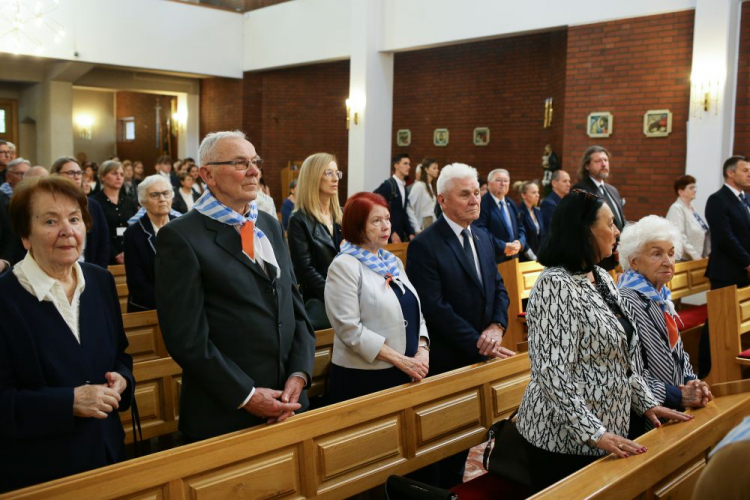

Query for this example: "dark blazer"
[0,263,134,492]
[705,185,750,288]
[124,215,175,312]
[84,197,111,269]
[539,191,561,232]
[171,188,199,214]
[287,210,340,302]
[518,203,545,256]
[572,176,626,230]
[406,216,510,375]
[155,209,316,440]
[473,193,527,263]
[90,190,139,264]
[374,178,415,242]
[0,192,24,266]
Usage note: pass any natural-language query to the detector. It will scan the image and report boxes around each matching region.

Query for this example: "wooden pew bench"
[706,284,750,385]
[108,264,128,312]
[3,355,531,500]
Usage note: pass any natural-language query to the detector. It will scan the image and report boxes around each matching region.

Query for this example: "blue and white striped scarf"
[127,206,184,226]
[617,270,677,316]
[339,240,400,281]
[192,189,264,238]
[0,182,12,196]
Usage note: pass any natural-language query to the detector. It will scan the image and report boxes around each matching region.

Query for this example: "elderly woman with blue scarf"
[324,192,429,403]
[617,215,713,435]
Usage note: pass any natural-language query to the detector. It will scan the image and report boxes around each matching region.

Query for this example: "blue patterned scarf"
[193,189,265,239]
[0,182,12,196]
[617,270,677,316]
[339,240,400,281]
[127,206,183,226]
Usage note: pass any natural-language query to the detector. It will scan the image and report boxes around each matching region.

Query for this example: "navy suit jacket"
[0,263,134,492]
[84,197,111,269]
[705,185,750,287]
[539,191,561,233]
[473,193,527,263]
[518,203,545,256]
[123,215,175,312]
[406,216,510,375]
[374,178,415,241]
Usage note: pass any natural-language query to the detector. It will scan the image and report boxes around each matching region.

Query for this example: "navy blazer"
[473,193,527,263]
[406,216,510,375]
[518,203,545,256]
[705,185,750,287]
[0,263,134,492]
[123,215,176,312]
[539,191,561,233]
[374,178,415,242]
[84,197,111,269]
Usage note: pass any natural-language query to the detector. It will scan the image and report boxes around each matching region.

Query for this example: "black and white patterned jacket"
[517,266,658,456]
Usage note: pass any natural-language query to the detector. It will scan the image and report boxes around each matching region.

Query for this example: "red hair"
[342,192,390,245]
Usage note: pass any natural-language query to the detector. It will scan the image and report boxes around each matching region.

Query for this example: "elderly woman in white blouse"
[666,175,710,260]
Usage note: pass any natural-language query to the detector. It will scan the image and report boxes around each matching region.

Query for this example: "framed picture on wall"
[587,112,613,138]
[433,128,449,147]
[643,109,672,137]
[396,129,411,147]
[473,127,490,146]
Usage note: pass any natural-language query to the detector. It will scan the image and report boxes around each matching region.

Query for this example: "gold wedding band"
[618,444,624,450]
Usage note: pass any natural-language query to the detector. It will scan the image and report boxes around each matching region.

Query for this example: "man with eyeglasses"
[0,158,31,206]
[155,130,315,442]
[473,168,526,263]
[0,141,11,185]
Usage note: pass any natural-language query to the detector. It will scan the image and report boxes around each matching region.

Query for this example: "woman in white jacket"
[665,175,710,260]
[407,158,440,232]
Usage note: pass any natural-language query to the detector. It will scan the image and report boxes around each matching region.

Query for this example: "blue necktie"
[499,200,513,236]
[740,193,750,214]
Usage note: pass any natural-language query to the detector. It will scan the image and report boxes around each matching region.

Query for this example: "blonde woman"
[407,158,440,232]
[288,153,343,327]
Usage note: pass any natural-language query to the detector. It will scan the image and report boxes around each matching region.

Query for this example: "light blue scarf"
[127,206,183,226]
[192,189,265,240]
[617,270,677,316]
[339,240,400,281]
[0,182,12,196]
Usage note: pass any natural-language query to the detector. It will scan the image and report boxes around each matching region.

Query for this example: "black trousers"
[526,441,599,494]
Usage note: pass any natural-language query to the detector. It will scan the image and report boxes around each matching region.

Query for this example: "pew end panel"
[706,285,750,385]
[498,259,543,353]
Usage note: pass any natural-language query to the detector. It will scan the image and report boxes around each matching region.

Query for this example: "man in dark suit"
[155,131,316,441]
[407,163,513,489]
[154,155,180,190]
[572,146,625,269]
[374,153,415,243]
[540,169,571,230]
[473,168,526,263]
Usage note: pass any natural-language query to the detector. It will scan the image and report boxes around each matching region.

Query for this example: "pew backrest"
[706,284,750,385]
[667,258,710,300]
[384,242,409,266]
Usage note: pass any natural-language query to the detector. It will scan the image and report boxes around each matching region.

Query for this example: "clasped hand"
[73,371,127,419]
[244,377,305,424]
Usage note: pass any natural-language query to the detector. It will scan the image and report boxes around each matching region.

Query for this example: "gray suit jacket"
[155,209,315,440]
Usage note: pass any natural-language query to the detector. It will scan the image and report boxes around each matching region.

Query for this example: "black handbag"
[384,475,457,500]
[482,409,531,487]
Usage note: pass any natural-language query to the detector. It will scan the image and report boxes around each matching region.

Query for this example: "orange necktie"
[241,221,254,259]
[663,312,679,349]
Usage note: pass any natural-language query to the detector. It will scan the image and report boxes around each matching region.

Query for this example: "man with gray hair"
[474,167,526,263]
[406,162,513,489]
[0,158,31,204]
[155,130,315,441]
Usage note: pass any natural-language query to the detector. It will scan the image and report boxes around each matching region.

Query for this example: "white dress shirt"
[13,252,86,343]
[725,183,750,215]
[392,175,406,207]
[179,189,195,212]
[443,214,482,285]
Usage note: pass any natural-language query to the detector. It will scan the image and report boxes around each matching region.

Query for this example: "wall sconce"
[345,94,365,130]
[690,65,723,118]
[172,109,187,134]
[74,114,94,140]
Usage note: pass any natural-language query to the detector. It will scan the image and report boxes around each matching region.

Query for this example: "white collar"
[15,252,85,302]
[725,183,744,198]
[589,176,605,189]
[443,214,471,239]
[391,175,406,187]
[489,192,506,205]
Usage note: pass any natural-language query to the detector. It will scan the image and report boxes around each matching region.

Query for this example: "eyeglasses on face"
[324,170,343,179]
[207,157,264,171]
[148,190,174,200]
[61,170,83,178]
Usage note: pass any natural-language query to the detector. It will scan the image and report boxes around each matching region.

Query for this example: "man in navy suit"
[406,163,513,489]
[374,153,415,243]
[473,168,526,263]
[540,169,571,230]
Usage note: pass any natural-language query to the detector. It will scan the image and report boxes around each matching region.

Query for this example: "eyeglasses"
[207,157,264,171]
[324,170,343,179]
[0,150,11,156]
[61,170,83,179]
[148,190,174,200]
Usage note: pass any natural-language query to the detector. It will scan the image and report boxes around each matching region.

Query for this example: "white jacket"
[407,181,438,232]
[665,198,710,260]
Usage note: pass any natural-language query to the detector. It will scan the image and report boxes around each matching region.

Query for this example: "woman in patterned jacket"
[516,189,693,493]
[617,215,712,437]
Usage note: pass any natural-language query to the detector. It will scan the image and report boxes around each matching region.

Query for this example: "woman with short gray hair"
[617,215,712,436]
[90,160,138,264]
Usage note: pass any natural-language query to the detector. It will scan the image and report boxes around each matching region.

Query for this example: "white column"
[177,92,200,159]
[38,80,74,168]
[685,0,742,214]
[347,0,394,194]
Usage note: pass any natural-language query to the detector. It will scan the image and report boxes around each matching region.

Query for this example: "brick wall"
[242,60,350,206]
[734,2,750,154]
[562,10,694,220]
[116,91,177,174]
[200,77,244,140]
[392,30,568,191]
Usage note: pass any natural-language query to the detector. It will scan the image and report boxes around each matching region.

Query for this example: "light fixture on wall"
[74,114,94,140]
[0,0,67,56]
[345,93,365,129]
[690,64,723,118]
[172,108,187,134]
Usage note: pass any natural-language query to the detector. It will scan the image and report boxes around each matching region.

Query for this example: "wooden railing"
[534,379,750,499]
[3,355,531,500]
[705,284,750,385]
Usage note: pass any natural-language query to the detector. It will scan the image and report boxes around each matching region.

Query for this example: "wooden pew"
[384,241,409,266]
[667,258,710,300]
[108,264,129,312]
[497,259,543,352]
[533,379,750,499]
[705,284,750,385]
[3,355,531,500]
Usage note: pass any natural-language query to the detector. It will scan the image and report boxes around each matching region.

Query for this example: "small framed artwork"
[643,109,672,137]
[587,112,613,138]
[396,129,411,147]
[433,128,449,147]
[473,127,490,146]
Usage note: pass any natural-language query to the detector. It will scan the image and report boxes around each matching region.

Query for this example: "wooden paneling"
[652,458,705,500]
[706,285,750,385]
[384,242,409,266]
[414,390,482,446]
[667,258,710,301]
[492,373,531,418]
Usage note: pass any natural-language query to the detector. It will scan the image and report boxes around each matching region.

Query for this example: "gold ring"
[491,339,496,344]
[618,444,624,450]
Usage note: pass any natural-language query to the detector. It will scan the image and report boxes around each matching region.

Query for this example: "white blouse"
[407,181,438,232]
[665,198,710,260]
[179,189,195,212]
